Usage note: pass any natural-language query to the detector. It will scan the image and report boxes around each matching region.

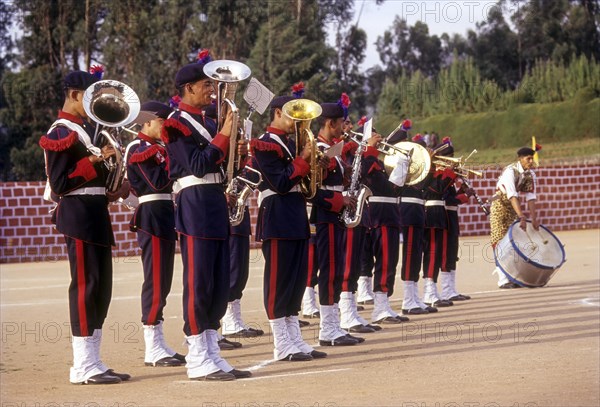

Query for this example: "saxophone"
[341,138,372,228]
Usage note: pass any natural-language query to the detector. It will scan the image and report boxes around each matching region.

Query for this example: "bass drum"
[494,221,566,287]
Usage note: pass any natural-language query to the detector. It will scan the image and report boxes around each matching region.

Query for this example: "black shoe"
[247,327,265,336]
[356,305,365,311]
[218,337,242,350]
[191,370,236,381]
[357,299,374,305]
[373,316,403,324]
[78,372,121,385]
[310,349,328,359]
[427,300,453,307]
[302,312,320,319]
[145,356,185,367]
[395,315,410,322]
[499,282,521,289]
[298,319,311,327]
[224,328,260,338]
[345,333,365,343]
[228,368,252,379]
[366,323,382,331]
[402,307,429,315]
[348,324,376,333]
[449,294,471,301]
[319,336,358,346]
[106,369,131,381]
[173,353,186,362]
[280,352,313,361]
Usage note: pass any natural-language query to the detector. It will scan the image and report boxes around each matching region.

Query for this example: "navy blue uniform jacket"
[250,127,311,241]
[161,102,229,239]
[126,133,176,241]
[39,111,114,246]
[309,137,345,225]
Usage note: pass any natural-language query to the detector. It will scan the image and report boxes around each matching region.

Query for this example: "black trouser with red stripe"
[359,230,374,278]
[422,228,444,282]
[263,239,308,319]
[180,234,230,336]
[442,212,459,272]
[65,236,112,337]
[306,235,318,288]
[341,225,367,293]
[229,234,250,301]
[401,225,425,282]
[138,231,175,325]
[370,225,400,296]
[316,223,346,305]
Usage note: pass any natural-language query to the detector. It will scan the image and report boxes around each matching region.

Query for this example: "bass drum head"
[495,221,567,287]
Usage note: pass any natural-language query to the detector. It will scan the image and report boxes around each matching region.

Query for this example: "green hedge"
[377,94,600,151]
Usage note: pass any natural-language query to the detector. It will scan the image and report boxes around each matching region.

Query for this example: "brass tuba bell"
[282,98,323,199]
[83,79,140,193]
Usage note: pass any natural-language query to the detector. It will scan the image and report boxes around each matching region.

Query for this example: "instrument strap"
[264,133,293,158]
[179,111,213,142]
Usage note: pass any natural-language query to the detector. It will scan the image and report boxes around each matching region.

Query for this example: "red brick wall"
[2,164,599,263]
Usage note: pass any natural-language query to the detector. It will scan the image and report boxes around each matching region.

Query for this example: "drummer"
[490,146,541,288]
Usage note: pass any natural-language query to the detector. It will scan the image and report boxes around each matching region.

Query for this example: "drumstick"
[523,228,538,250]
[535,228,549,245]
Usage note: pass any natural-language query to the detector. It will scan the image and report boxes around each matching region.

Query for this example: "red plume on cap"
[337,92,351,120]
[412,134,423,142]
[357,116,368,127]
[169,95,181,109]
[291,82,305,98]
[89,65,104,80]
[197,49,212,64]
[442,136,452,145]
[535,143,542,151]
[402,119,412,130]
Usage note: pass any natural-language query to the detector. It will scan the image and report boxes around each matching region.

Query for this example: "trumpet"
[282,98,323,199]
[83,79,141,193]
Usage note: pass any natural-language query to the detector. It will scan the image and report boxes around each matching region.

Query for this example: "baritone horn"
[83,79,141,193]
[203,59,252,183]
[282,99,323,199]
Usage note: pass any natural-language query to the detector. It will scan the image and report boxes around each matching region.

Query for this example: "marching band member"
[301,208,321,320]
[39,69,130,384]
[311,95,362,346]
[421,136,457,308]
[359,120,407,325]
[385,126,436,315]
[490,146,541,288]
[251,94,327,361]
[339,116,380,333]
[437,138,472,301]
[161,50,250,381]
[126,101,185,367]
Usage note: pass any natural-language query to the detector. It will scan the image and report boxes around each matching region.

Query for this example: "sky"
[332,0,501,70]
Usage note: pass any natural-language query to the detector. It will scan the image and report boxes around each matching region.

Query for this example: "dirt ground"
[1,229,599,407]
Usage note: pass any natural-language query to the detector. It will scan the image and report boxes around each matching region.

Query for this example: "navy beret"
[320,103,344,119]
[141,101,172,119]
[517,147,535,157]
[387,128,408,144]
[269,96,295,110]
[63,71,98,91]
[175,63,209,88]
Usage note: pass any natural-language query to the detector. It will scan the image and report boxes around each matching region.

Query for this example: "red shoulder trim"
[129,144,164,164]
[367,161,382,174]
[161,118,192,144]
[39,131,78,152]
[250,139,283,158]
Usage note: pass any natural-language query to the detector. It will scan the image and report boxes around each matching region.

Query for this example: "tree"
[467,6,520,88]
